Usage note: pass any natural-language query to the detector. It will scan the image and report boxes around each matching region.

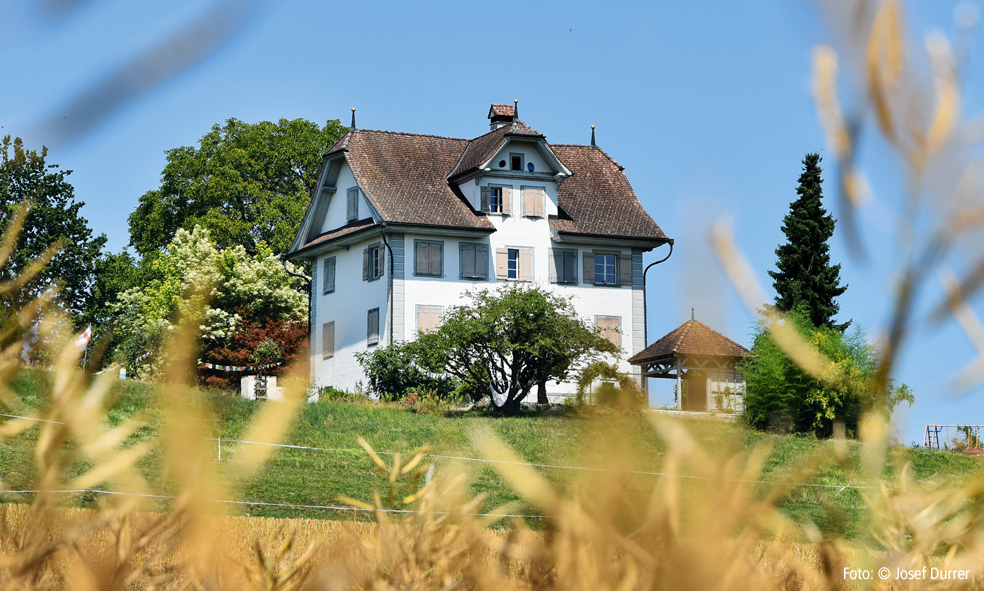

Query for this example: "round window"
[527,162,535,172]
[498,160,506,168]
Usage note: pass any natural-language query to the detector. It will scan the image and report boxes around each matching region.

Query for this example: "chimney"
[488,102,517,131]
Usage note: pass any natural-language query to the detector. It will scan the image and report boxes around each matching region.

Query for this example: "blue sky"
[2,0,983,444]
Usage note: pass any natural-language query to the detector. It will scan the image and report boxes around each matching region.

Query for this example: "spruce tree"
[768,153,849,331]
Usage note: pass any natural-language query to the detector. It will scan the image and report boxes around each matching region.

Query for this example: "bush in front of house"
[356,340,459,401]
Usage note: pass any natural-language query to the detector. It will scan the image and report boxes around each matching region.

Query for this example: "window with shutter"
[367,308,380,346]
[593,253,617,286]
[416,305,443,335]
[347,187,359,222]
[364,243,384,281]
[522,187,545,218]
[495,248,509,279]
[414,240,443,277]
[519,248,533,281]
[323,257,336,294]
[550,249,577,284]
[596,316,621,348]
[322,322,335,360]
[460,243,489,280]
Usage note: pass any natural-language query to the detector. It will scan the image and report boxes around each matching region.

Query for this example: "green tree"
[768,153,849,332]
[0,136,107,320]
[414,285,619,412]
[128,117,347,257]
[743,309,913,437]
[110,226,307,379]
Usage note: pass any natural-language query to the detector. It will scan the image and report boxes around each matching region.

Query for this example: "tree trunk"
[536,381,548,405]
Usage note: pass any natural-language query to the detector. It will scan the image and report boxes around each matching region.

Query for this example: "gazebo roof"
[628,319,753,365]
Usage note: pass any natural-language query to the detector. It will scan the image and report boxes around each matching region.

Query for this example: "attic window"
[510,153,523,171]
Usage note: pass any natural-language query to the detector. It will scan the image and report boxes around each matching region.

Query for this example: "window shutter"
[481,187,490,212]
[322,322,334,359]
[461,244,475,278]
[347,188,358,221]
[363,249,369,281]
[495,248,509,279]
[312,260,318,297]
[619,254,633,286]
[583,253,595,284]
[519,248,533,281]
[378,248,385,278]
[521,188,531,216]
[598,317,620,347]
[415,242,427,275]
[549,250,560,283]
[476,244,488,279]
[325,257,336,293]
[564,251,577,284]
[534,188,544,217]
[368,309,380,344]
[428,243,441,276]
[502,187,511,215]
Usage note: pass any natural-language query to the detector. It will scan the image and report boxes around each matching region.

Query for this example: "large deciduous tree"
[414,286,619,412]
[0,136,106,320]
[128,118,347,257]
[768,153,849,332]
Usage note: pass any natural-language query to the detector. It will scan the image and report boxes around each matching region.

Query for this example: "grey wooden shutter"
[377,247,385,278]
[619,254,633,286]
[519,248,533,281]
[495,248,509,279]
[481,187,490,212]
[368,309,379,344]
[583,253,595,284]
[312,260,318,298]
[428,243,441,276]
[564,251,577,284]
[476,244,488,279]
[415,242,428,275]
[549,250,560,283]
[324,257,336,293]
[502,187,511,215]
[461,244,475,278]
[363,248,369,281]
[322,322,334,359]
[347,188,358,221]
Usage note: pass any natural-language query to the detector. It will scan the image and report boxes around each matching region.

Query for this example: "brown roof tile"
[628,320,753,364]
[489,104,516,118]
[341,130,494,231]
[551,145,669,241]
[302,218,377,250]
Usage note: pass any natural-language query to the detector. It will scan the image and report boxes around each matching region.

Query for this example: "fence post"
[218,437,222,461]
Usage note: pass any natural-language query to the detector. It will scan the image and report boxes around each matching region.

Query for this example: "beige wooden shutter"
[548,250,559,283]
[619,253,633,286]
[582,253,595,284]
[533,188,544,217]
[495,248,509,279]
[521,188,532,216]
[502,186,511,215]
[519,248,533,281]
[480,187,490,212]
[598,317,620,347]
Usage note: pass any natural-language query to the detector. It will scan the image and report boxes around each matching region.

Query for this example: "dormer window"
[480,185,512,215]
[510,153,524,171]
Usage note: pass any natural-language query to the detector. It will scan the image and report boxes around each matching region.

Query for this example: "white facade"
[291,112,664,402]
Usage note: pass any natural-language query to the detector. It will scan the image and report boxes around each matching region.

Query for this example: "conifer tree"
[768,153,849,331]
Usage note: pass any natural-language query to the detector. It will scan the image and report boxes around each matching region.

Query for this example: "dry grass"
[4,1,984,588]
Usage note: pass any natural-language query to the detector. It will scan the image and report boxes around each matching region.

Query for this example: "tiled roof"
[449,121,544,179]
[489,104,516,118]
[302,218,377,250]
[628,320,753,364]
[336,130,494,231]
[551,145,668,241]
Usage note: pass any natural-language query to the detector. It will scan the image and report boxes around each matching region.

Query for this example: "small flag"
[74,325,92,351]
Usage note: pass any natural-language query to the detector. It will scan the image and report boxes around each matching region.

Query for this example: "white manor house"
[287,103,673,401]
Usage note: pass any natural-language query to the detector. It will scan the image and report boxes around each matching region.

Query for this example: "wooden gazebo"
[629,315,753,412]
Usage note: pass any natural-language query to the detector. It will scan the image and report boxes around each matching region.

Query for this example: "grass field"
[1,369,980,540]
